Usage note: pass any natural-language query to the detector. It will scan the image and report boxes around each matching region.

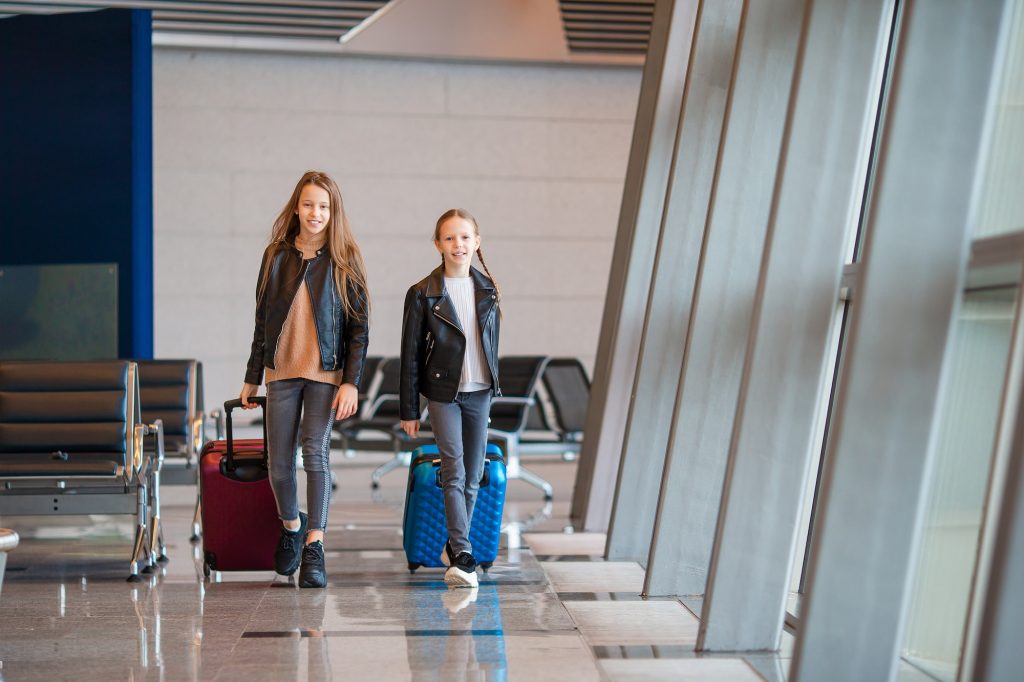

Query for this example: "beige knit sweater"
[265,236,342,387]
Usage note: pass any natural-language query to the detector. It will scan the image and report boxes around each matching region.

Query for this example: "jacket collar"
[283,236,327,260]
[424,265,496,298]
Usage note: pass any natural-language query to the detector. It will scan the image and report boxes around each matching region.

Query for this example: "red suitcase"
[199,397,281,576]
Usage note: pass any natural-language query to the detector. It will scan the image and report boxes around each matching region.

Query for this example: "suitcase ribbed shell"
[402,443,506,569]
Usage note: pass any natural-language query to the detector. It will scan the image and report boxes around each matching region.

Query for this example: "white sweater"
[445,276,492,392]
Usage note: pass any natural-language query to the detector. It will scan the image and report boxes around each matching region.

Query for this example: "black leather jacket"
[245,241,369,388]
[400,266,501,420]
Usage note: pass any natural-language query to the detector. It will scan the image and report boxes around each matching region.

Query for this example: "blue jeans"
[427,389,492,556]
[266,378,336,531]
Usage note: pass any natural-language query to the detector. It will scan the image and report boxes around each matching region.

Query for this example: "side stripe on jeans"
[314,410,335,531]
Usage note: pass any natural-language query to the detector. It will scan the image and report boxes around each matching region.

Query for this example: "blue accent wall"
[0,9,153,358]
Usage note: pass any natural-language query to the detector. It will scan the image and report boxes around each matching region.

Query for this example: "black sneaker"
[299,540,327,588]
[439,540,455,567]
[274,512,307,576]
[444,551,478,588]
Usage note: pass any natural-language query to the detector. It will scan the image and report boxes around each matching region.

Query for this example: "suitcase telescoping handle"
[222,397,269,470]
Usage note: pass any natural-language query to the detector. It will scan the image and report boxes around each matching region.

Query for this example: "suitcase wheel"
[203,551,215,578]
[408,562,420,573]
[480,562,492,572]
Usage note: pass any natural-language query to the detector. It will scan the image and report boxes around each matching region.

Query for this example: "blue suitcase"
[403,443,506,572]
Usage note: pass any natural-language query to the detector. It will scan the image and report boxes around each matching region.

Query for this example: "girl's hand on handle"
[400,420,420,438]
[334,383,358,420]
[239,383,260,409]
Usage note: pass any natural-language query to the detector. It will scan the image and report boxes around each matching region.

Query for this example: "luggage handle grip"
[223,397,268,469]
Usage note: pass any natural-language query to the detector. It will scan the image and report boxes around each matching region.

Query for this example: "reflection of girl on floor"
[406,585,507,682]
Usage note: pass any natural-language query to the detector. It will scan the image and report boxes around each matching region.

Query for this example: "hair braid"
[476,247,503,318]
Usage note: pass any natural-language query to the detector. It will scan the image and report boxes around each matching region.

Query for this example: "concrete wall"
[152,48,640,406]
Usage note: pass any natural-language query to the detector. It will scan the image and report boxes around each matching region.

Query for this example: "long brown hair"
[259,170,369,320]
[434,208,501,310]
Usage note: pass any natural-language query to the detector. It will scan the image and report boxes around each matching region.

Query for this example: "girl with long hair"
[240,170,370,588]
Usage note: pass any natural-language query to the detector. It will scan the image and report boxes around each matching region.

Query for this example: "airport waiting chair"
[517,380,571,459]
[524,356,589,456]
[0,360,164,581]
[487,355,553,499]
[136,359,206,550]
[333,355,386,460]
[357,355,384,405]
[335,357,404,457]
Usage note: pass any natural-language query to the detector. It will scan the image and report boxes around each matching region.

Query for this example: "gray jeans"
[266,378,336,531]
[427,389,492,556]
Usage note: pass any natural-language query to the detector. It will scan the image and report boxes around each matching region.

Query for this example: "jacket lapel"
[425,266,464,334]
[427,265,497,336]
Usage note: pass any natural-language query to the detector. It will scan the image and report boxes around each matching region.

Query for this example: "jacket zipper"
[330,275,337,367]
[482,308,500,395]
[434,309,462,335]
[432,296,500,394]
[302,262,326,367]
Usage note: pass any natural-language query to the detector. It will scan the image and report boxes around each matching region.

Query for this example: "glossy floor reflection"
[0,450,784,681]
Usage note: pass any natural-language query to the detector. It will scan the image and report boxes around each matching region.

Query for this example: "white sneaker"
[444,565,479,588]
[444,551,479,588]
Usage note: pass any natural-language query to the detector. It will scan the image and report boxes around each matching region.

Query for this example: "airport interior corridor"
[0,450,780,682]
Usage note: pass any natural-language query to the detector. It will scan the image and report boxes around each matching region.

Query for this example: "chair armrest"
[135,419,164,478]
[191,410,206,457]
[145,419,166,466]
[209,409,225,440]
[366,392,401,415]
[490,396,536,406]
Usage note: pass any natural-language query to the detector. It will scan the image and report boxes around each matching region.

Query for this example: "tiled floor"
[0,447,937,681]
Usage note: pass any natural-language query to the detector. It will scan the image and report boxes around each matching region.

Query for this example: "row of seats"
[0,355,590,577]
[0,359,205,581]
[334,355,591,499]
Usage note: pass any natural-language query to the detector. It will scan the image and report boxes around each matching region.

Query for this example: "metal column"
[605,0,744,564]
[643,0,807,596]
[570,0,699,532]
[697,0,894,651]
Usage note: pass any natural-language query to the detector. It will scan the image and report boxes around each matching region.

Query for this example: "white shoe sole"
[444,566,479,588]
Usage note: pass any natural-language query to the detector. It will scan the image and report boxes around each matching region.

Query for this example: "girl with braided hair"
[399,208,502,588]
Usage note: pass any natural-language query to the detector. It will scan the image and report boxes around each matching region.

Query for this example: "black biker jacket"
[245,241,369,388]
[400,265,501,421]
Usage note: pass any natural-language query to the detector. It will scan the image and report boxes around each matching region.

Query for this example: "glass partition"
[901,284,1019,680]
[0,263,118,360]
[974,0,1023,239]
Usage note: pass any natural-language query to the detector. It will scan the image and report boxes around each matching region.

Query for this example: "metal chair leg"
[501,500,554,549]
[147,469,167,565]
[145,421,168,567]
[511,466,554,500]
[502,434,554,500]
[128,484,150,582]
[190,495,202,543]
[371,451,411,488]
